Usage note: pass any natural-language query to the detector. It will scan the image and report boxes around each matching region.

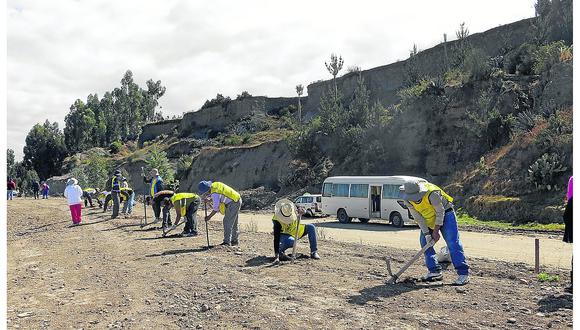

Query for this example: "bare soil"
[7,198,573,329]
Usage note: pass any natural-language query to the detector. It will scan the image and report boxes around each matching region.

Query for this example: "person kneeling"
[272,199,320,263]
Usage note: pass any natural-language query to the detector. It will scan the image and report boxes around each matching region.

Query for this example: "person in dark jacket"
[31,180,40,199]
[105,170,123,219]
[143,169,164,222]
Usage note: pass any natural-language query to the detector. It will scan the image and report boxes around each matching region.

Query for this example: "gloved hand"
[424,234,435,246]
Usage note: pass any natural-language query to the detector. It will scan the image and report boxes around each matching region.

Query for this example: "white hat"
[274,199,298,225]
[67,178,78,186]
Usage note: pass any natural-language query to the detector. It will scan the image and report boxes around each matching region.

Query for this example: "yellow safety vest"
[83,188,96,194]
[170,193,199,216]
[273,216,305,239]
[408,183,454,229]
[150,176,159,197]
[211,182,240,214]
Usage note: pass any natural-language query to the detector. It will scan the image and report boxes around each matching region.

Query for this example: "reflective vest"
[211,182,240,203]
[408,183,454,229]
[150,176,160,197]
[170,193,199,216]
[273,216,305,239]
[83,188,96,194]
[111,177,121,192]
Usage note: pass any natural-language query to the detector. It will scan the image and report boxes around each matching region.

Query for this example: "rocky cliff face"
[183,140,292,193]
[304,18,534,117]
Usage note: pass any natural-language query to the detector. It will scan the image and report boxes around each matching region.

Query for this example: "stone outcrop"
[183,140,292,193]
[303,18,535,116]
[138,119,181,147]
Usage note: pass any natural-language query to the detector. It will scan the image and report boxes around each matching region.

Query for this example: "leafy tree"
[23,120,68,180]
[296,84,304,123]
[64,99,97,153]
[145,146,175,182]
[404,44,422,86]
[236,91,252,100]
[325,53,344,99]
[7,149,15,178]
[201,93,232,109]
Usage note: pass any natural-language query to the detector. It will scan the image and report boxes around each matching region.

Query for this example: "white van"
[321,176,427,227]
[294,193,323,217]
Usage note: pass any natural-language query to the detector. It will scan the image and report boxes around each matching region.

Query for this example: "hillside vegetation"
[9,0,573,225]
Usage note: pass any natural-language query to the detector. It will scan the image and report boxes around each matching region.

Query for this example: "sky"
[6,0,535,159]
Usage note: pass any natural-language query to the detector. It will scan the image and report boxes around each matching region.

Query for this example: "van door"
[370,185,382,218]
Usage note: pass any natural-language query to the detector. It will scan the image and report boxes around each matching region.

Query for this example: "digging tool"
[386,238,436,284]
[291,210,303,263]
[204,198,211,248]
[162,219,185,237]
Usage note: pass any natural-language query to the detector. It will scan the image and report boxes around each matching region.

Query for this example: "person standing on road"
[31,180,40,200]
[400,180,469,286]
[563,175,573,293]
[41,182,50,199]
[163,192,201,237]
[64,178,83,225]
[143,169,164,223]
[199,180,242,247]
[272,199,320,263]
[7,177,16,200]
[105,170,123,219]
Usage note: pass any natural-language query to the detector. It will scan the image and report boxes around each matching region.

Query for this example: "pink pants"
[69,203,82,224]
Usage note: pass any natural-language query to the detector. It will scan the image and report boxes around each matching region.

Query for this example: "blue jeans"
[279,224,318,254]
[419,211,469,275]
[7,190,13,200]
[122,192,135,214]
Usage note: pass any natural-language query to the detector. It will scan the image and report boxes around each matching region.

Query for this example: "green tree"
[325,53,344,99]
[24,120,68,180]
[145,146,175,182]
[296,84,304,123]
[7,149,15,178]
[64,99,97,153]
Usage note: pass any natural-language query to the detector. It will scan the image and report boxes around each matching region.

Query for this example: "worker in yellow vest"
[163,192,201,237]
[400,180,469,286]
[198,180,242,246]
[272,199,320,263]
[143,168,165,222]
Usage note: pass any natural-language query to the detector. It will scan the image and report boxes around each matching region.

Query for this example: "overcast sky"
[7,0,535,159]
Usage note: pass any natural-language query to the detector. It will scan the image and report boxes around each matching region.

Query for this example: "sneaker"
[310,252,321,260]
[278,253,291,262]
[219,242,231,247]
[454,274,470,286]
[152,218,161,224]
[421,272,443,282]
[181,232,195,237]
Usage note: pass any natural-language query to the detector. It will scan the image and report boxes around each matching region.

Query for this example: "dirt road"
[8,198,572,329]
[236,214,573,269]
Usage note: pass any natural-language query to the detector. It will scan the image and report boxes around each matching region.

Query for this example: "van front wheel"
[337,209,352,224]
[391,212,404,228]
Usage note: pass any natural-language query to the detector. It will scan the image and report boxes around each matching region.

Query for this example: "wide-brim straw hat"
[274,199,298,224]
[399,181,428,201]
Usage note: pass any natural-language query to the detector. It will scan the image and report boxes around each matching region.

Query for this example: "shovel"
[386,238,436,284]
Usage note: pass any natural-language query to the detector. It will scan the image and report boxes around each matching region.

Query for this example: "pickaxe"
[386,238,436,284]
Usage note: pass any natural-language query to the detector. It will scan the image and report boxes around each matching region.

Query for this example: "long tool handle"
[387,239,435,283]
[204,200,210,248]
[141,167,147,227]
[291,213,302,263]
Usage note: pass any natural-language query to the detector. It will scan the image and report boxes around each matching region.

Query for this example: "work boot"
[278,253,291,262]
[421,272,443,282]
[310,251,321,260]
[454,274,470,286]
[231,241,239,246]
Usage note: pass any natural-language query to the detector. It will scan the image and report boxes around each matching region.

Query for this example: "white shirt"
[64,184,83,205]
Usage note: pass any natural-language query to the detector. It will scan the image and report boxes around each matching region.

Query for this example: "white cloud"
[7,0,535,159]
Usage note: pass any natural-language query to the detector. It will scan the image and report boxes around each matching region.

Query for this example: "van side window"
[295,197,302,204]
[382,184,402,199]
[333,184,349,197]
[350,184,369,198]
[305,197,313,203]
[322,183,333,197]
[316,196,321,203]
